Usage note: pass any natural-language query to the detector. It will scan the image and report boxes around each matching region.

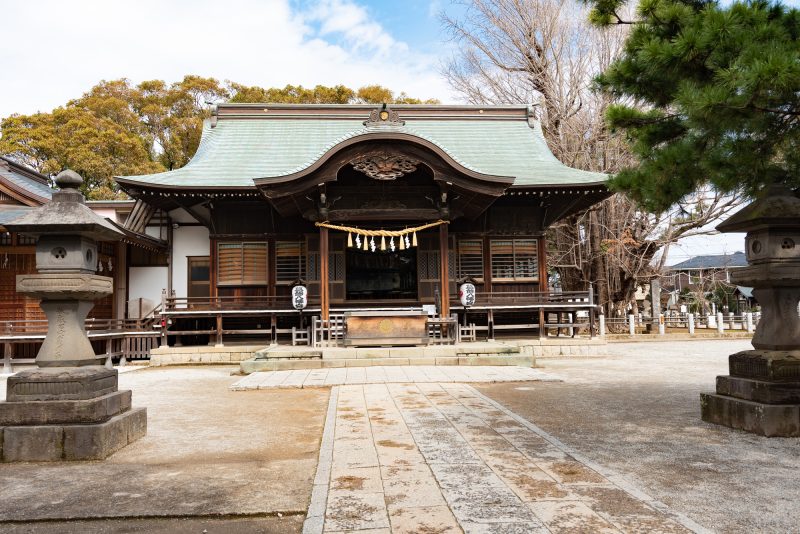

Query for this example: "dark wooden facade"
[117,104,609,326]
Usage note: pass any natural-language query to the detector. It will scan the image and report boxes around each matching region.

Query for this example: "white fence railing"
[599,311,759,337]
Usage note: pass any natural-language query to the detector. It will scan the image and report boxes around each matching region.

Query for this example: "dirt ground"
[477,340,800,534]
[0,366,329,533]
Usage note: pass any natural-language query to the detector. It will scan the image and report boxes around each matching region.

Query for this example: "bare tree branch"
[443,0,743,322]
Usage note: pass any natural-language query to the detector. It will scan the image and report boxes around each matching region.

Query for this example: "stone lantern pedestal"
[701,185,800,437]
[0,171,146,461]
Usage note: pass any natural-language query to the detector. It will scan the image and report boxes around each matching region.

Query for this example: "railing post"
[728,312,735,330]
[567,313,574,337]
[628,314,635,336]
[658,314,665,335]
[487,309,495,341]
[716,312,725,334]
[746,312,754,334]
[159,289,168,348]
[707,313,717,329]
[688,313,695,335]
[588,283,595,340]
[104,337,113,369]
[215,314,223,347]
[3,341,12,375]
[598,314,606,338]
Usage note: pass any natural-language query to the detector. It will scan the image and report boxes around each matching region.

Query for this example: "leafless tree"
[442,0,742,320]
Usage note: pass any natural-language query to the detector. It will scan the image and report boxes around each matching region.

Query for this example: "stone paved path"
[305,383,705,534]
[231,366,560,390]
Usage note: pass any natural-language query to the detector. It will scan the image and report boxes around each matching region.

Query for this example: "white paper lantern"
[292,284,308,310]
[458,282,476,308]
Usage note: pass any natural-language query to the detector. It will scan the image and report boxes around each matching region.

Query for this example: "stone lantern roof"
[717,184,800,233]
[4,170,123,242]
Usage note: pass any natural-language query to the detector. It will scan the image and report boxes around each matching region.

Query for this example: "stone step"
[716,375,800,404]
[321,344,522,361]
[254,347,323,360]
[0,390,131,426]
[240,354,534,373]
[700,393,800,437]
[1,407,147,462]
[149,345,266,366]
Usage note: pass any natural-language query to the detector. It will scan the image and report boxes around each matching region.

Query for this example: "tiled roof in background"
[0,156,53,202]
[668,251,748,270]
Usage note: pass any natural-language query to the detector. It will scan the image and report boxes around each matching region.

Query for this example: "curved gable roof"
[116,104,607,190]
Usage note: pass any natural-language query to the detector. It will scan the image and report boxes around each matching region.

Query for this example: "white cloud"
[0,0,455,120]
[305,0,403,56]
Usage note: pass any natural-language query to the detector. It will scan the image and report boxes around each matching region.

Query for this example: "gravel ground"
[477,340,800,534]
[0,366,329,533]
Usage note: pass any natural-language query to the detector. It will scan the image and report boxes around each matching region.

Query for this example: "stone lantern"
[701,184,800,436]
[0,170,147,462]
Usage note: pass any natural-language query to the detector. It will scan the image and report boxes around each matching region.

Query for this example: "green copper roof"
[117,105,607,189]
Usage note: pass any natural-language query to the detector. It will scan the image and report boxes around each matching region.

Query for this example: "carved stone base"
[701,350,800,437]
[6,366,117,401]
[1,366,147,461]
[728,350,800,382]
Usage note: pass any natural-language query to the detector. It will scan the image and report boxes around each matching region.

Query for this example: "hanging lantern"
[347,233,353,247]
[458,279,477,308]
[380,235,386,251]
[412,232,418,247]
[291,281,308,310]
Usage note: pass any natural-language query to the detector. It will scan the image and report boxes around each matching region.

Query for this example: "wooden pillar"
[320,226,330,321]
[439,223,450,318]
[537,235,548,292]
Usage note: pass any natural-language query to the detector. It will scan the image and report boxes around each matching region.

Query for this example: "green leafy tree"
[0,105,161,199]
[585,0,800,211]
[1,78,435,199]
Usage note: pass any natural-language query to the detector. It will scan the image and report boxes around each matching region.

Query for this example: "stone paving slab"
[231,366,561,390]
[306,383,708,534]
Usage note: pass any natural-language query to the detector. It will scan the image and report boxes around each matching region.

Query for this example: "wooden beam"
[439,223,450,318]
[320,226,330,321]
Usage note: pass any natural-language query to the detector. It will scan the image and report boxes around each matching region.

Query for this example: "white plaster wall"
[169,207,201,224]
[144,225,167,240]
[128,266,168,317]
[172,225,210,297]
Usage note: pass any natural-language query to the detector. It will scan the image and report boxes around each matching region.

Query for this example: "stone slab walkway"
[305,383,707,534]
[231,366,561,390]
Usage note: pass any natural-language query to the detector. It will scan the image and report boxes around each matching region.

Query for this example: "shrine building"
[110,103,608,346]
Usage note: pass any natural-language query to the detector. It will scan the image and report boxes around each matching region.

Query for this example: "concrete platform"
[240,338,607,373]
[147,338,607,370]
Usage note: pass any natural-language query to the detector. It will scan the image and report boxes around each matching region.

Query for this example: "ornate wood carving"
[350,154,420,181]
[363,105,405,128]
